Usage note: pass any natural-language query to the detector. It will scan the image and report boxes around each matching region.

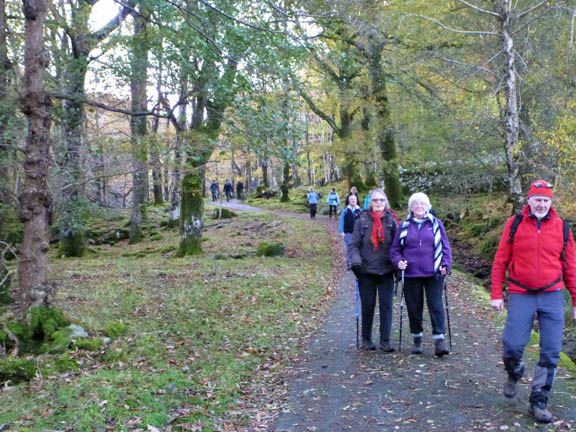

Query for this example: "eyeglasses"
[533,182,553,188]
[372,198,386,203]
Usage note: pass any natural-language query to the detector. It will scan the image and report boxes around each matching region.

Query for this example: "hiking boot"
[503,377,518,398]
[361,339,376,351]
[411,337,423,355]
[379,341,395,353]
[434,339,449,357]
[529,402,553,423]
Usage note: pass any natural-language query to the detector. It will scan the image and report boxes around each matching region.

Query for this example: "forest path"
[213,200,576,431]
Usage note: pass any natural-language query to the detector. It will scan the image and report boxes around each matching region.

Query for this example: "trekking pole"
[398,270,405,352]
[355,278,360,350]
[444,276,453,349]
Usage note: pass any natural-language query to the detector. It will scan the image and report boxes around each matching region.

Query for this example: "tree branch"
[455,0,500,17]
[400,13,499,37]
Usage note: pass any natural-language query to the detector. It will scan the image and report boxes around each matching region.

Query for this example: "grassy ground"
[0,207,334,431]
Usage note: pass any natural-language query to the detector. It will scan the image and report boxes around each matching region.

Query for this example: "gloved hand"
[351,265,362,278]
[490,299,504,311]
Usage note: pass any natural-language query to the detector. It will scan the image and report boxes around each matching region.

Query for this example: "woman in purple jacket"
[390,192,452,356]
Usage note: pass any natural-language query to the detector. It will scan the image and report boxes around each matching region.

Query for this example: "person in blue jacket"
[307,187,320,219]
[339,194,361,269]
[327,187,341,219]
[390,192,452,357]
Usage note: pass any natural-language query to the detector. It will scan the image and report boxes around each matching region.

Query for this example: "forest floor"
[216,200,576,432]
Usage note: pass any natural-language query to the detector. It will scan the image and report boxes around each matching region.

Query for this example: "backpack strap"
[561,219,571,263]
[507,212,523,244]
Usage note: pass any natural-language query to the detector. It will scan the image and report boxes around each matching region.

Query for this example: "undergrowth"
[0,209,333,431]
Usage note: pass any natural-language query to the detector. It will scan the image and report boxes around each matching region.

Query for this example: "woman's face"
[371,193,387,212]
[348,195,358,206]
[411,200,428,218]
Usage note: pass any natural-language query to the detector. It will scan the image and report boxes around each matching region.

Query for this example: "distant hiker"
[390,192,452,357]
[236,180,244,199]
[349,189,398,352]
[307,187,319,219]
[363,190,372,210]
[490,179,576,423]
[210,180,219,201]
[344,186,359,206]
[339,194,362,269]
[327,187,341,219]
[223,179,233,201]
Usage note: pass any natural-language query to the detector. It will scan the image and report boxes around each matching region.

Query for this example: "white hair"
[408,192,431,212]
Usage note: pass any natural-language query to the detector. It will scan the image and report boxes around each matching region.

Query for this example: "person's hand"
[439,265,447,276]
[340,232,345,238]
[398,260,408,270]
[573,307,576,320]
[351,265,362,278]
[490,299,504,311]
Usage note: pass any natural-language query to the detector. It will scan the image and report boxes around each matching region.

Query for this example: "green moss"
[104,322,128,339]
[0,358,35,383]
[73,338,104,351]
[30,307,70,341]
[256,242,286,257]
[53,353,80,373]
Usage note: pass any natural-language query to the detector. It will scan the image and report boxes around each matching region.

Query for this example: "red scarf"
[370,210,385,250]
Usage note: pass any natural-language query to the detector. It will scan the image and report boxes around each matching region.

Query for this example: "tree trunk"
[366,34,402,209]
[129,8,149,244]
[499,0,523,210]
[176,167,204,256]
[18,0,54,314]
[261,159,269,188]
[280,162,290,202]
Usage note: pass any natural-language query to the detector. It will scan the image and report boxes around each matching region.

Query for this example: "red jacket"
[491,206,576,306]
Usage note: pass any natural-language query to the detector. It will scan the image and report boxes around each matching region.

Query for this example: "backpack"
[508,212,571,263]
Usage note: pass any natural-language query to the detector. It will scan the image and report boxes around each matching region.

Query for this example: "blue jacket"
[339,205,361,234]
[390,214,452,277]
[307,192,319,204]
[327,192,340,206]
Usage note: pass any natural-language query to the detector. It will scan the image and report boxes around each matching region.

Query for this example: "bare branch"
[516,0,551,21]
[399,14,500,37]
[455,0,500,18]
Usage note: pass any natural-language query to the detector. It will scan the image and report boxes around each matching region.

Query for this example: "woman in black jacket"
[349,189,398,351]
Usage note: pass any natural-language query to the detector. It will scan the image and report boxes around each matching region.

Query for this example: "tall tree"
[18,0,53,314]
[129,2,151,244]
[54,0,133,256]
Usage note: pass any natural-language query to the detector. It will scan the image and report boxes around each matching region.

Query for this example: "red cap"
[527,180,554,199]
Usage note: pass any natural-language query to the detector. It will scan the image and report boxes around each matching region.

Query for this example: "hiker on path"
[307,187,320,219]
[490,179,576,423]
[327,188,341,219]
[339,194,362,270]
[344,186,359,207]
[349,189,398,352]
[390,192,452,357]
[210,180,219,201]
[223,179,233,201]
[236,180,244,199]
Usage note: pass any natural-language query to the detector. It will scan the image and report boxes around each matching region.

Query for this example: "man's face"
[528,196,552,219]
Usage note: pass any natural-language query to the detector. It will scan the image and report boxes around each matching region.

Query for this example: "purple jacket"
[390,215,452,278]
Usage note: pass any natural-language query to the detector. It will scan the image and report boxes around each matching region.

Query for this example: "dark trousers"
[309,203,317,218]
[328,205,338,218]
[403,276,445,336]
[358,273,395,343]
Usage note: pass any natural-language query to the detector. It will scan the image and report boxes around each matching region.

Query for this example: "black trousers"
[358,273,395,343]
[403,276,446,336]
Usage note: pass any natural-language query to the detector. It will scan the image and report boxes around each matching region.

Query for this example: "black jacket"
[349,210,397,276]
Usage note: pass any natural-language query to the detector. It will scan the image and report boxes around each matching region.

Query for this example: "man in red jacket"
[491,179,576,423]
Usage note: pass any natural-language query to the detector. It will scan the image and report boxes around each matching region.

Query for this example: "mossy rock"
[211,208,237,219]
[256,242,286,257]
[149,233,164,241]
[0,358,35,383]
[73,338,104,351]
